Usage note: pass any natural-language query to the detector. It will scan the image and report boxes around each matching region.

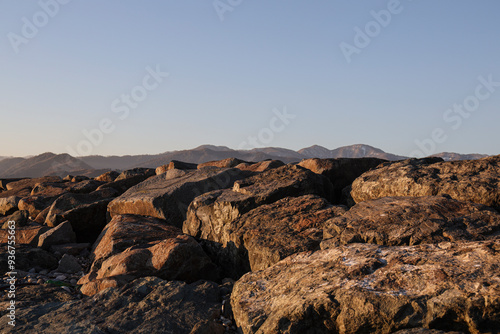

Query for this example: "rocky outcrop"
[108,167,254,228]
[200,195,346,277]
[38,221,77,249]
[235,159,285,172]
[0,225,49,245]
[45,188,119,242]
[321,195,500,248]
[114,167,155,181]
[156,160,198,174]
[0,277,226,334]
[94,170,120,182]
[231,240,500,334]
[79,214,218,296]
[298,157,387,204]
[0,196,20,215]
[350,156,500,209]
[198,157,249,169]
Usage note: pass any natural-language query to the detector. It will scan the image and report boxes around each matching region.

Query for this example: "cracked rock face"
[322,195,500,248]
[231,240,500,334]
[350,155,500,209]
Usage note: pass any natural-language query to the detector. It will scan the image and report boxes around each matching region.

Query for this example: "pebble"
[39,270,49,275]
[27,278,36,284]
[37,279,45,284]
[61,286,71,293]
[70,279,77,285]
[55,275,67,281]
[29,268,37,274]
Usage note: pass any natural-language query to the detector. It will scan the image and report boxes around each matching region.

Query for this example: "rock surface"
[38,221,77,249]
[322,195,500,248]
[188,195,346,278]
[0,225,49,245]
[231,240,500,334]
[108,167,254,228]
[0,277,225,334]
[298,157,387,204]
[156,160,198,174]
[80,214,218,295]
[350,155,500,209]
[45,188,118,242]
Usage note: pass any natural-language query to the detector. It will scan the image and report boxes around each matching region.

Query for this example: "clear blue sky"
[1,0,499,157]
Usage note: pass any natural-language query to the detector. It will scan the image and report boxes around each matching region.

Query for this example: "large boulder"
[322,195,500,248]
[79,214,218,295]
[38,221,77,249]
[0,244,58,272]
[350,156,500,209]
[235,160,285,172]
[5,176,62,192]
[0,277,226,334]
[94,170,120,182]
[184,164,335,244]
[192,195,346,278]
[0,225,49,245]
[114,167,155,181]
[156,160,198,175]
[298,157,387,204]
[45,188,119,243]
[231,240,500,334]
[18,195,56,218]
[198,157,249,169]
[0,196,20,215]
[108,167,254,228]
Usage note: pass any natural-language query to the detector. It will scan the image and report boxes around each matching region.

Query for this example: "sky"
[1,0,499,158]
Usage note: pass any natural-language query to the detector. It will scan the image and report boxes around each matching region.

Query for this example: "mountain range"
[0,144,489,178]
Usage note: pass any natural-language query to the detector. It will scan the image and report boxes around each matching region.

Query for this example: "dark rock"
[57,254,82,273]
[49,243,91,256]
[0,225,49,245]
[298,157,387,204]
[108,167,254,228]
[38,221,77,249]
[66,179,104,194]
[321,196,500,249]
[0,244,58,271]
[45,189,119,243]
[231,240,500,334]
[4,209,30,227]
[187,195,346,278]
[350,155,500,209]
[71,175,89,182]
[156,160,198,175]
[18,195,57,218]
[0,277,223,334]
[115,167,155,181]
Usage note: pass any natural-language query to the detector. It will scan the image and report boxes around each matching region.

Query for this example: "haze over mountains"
[0,144,489,178]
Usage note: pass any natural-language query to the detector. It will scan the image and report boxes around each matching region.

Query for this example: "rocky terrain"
[1,154,499,333]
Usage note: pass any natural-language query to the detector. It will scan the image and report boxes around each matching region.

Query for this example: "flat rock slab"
[350,155,500,209]
[0,277,224,334]
[322,195,500,248]
[108,167,254,228]
[231,240,500,334]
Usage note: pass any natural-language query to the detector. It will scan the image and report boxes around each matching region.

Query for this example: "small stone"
[55,275,67,281]
[70,279,77,285]
[39,269,49,275]
[57,254,83,274]
[61,286,71,293]
[37,279,44,284]
[29,268,36,274]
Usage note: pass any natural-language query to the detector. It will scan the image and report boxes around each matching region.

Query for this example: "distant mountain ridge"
[0,144,491,178]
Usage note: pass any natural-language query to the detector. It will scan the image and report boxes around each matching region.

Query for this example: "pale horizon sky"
[1,1,499,158]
